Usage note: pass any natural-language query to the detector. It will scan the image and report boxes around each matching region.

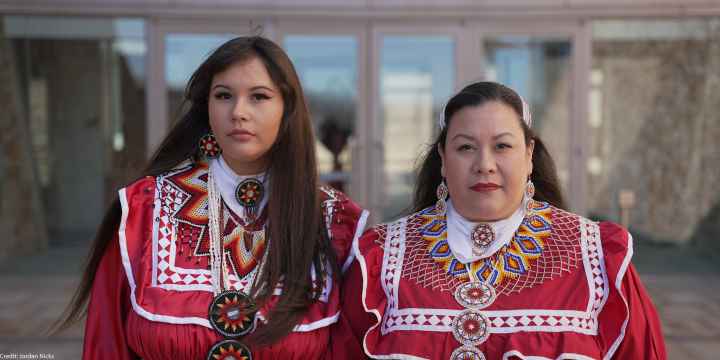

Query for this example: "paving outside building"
[0,238,718,359]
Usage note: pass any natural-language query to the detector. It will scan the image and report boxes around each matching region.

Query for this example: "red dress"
[82,162,368,360]
[336,202,667,359]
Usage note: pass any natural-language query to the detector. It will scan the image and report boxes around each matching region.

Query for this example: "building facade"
[1,0,719,261]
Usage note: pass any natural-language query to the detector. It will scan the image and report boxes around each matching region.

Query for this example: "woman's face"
[208,57,284,175]
[439,101,534,222]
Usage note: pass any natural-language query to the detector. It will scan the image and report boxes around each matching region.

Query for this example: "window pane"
[2,15,147,246]
[483,36,572,195]
[379,36,454,220]
[165,33,237,123]
[285,35,358,193]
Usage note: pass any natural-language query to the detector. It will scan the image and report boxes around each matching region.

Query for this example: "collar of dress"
[446,198,526,264]
[210,156,268,219]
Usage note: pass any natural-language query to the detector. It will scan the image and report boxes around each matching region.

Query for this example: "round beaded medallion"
[208,290,257,338]
[199,134,221,158]
[206,339,252,360]
[235,179,264,208]
[451,309,490,346]
[450,346,486,360]
[454,281,496,310]
[470,224,494,254]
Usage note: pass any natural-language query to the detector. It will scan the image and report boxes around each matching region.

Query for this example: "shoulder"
[319,185,365,223]
[356,206,430,257]
[546,204,631,251]
[546,204,633,270]
[122,160,206,196]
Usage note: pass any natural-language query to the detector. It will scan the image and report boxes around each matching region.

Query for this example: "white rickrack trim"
[378,214,607,337]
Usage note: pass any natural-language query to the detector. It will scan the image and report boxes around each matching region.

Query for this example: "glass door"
[283,35,361,195]
[372,28,459,221]
[473,23,586,212]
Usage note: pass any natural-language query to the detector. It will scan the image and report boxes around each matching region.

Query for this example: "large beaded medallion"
[451,309,490,347]
[454,281,496,310]
[206,339,252,360]
[450,346,486,360]
[208,290,258,338]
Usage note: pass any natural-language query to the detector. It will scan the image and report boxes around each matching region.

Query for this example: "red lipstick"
[470,182,501,192]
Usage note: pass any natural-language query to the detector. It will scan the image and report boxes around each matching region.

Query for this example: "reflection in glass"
[380,36,454,220]
[483,36,572,194]
[2,16,147,246]
[165,34,236,123]
[285,36,357,193]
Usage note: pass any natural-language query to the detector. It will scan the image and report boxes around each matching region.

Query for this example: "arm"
[82,236,137,360]
[611,264,667,360]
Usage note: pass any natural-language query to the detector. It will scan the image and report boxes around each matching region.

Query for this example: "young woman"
[58,36,368,360]
[339,82,666,359]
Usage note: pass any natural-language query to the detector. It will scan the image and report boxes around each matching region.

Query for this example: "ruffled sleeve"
[82,234,137,360]
[321,187,369,274]
[597,221,667,359]
[329,226,386,359]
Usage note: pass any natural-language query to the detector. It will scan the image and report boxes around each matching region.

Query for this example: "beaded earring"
[435,180,449,215]
[199,133,222,159]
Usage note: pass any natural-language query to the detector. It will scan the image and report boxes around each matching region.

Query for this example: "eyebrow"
[211,84,276,93]
[450,133,476,142]
[493,132,515,140]
[450,132,516,141]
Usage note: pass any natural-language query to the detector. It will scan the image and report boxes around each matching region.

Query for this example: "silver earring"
[435,180,449,215]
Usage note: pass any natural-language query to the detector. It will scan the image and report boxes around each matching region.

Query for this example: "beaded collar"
[421,200,552,288]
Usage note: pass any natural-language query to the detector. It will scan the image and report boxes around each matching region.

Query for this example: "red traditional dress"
[82,159,368,360]
[338,200,666,360]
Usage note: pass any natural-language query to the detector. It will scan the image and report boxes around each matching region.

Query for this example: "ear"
[438,143,446,178]
[526,138,535,176]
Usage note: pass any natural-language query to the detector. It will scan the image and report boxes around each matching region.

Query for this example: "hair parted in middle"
[413,81,566,213]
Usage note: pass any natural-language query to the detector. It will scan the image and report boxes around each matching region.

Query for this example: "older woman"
[338,82,666,359]
[56,36,368,360]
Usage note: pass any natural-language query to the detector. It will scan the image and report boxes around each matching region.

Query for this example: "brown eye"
[251,93,271,101]
[214,92,231,100]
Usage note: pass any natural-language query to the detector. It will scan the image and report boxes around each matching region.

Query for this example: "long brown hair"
[414,81,566,212]
[55,36,336,346]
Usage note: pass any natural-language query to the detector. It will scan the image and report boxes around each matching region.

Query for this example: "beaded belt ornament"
[450,278,496,360]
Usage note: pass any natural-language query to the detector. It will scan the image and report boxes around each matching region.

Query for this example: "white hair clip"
[519,95,532,127]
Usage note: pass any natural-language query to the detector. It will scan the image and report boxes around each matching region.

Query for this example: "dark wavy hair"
[413,81,566,212]
[55,36,336,346]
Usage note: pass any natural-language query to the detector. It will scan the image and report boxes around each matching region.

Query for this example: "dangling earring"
[199,133,222,159]
[524,178,535,213]
[435,180,449,215]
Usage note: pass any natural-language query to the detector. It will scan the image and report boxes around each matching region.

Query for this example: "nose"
[471,149,496,174]
[232,98,250,122]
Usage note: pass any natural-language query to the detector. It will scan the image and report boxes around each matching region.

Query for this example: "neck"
[220,155,267,176]
[454,205,518,223]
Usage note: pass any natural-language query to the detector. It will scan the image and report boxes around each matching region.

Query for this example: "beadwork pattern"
[401,202,582,295]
